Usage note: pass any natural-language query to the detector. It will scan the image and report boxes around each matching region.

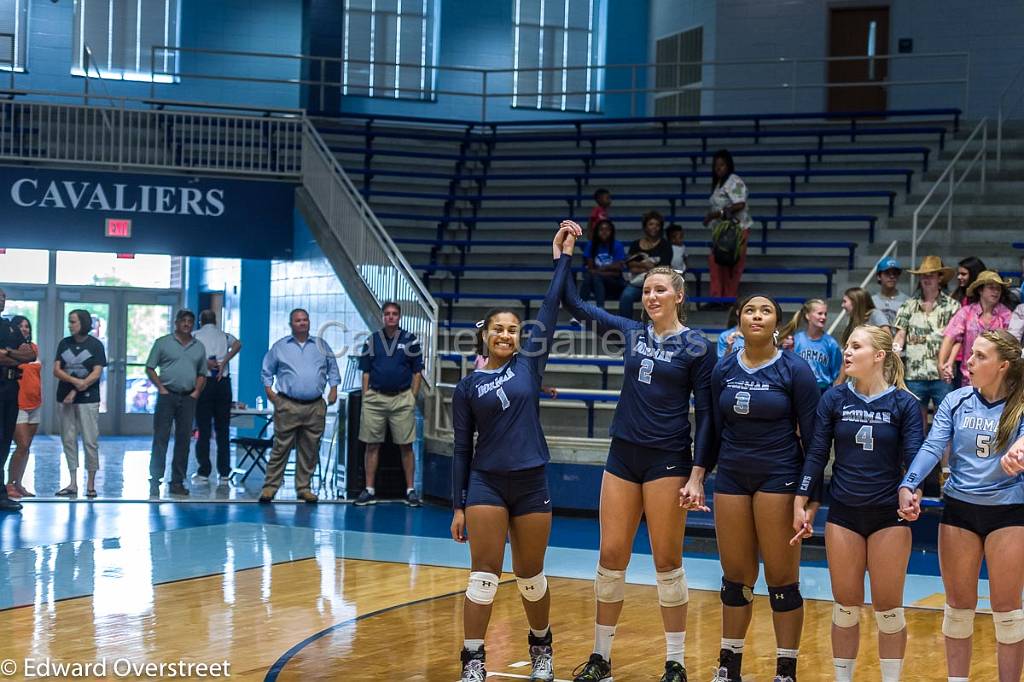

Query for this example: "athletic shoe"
[711,649,742,682]
[528,630,553,682]
[572,653,612,681]
[406,490,422,507]
[460,647,486,682]
[771,677,794,682]
[192,474,209,485]
[661,661,687,682]
[774,655,796,682]
[354,489,376,506]
[711,668,733,682]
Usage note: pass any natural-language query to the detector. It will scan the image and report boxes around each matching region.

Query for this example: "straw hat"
[906,255,954,284]
[966,270,1012,297]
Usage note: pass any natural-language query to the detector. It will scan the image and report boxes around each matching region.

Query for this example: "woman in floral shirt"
[704,149,752,305]
[939,270,1013,386]
[892,256,960,419]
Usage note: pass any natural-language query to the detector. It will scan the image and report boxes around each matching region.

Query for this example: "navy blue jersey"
[358,328,423,392]
[702,349,819,476]
[560,272,715,456]
[451,255,571,509]
[799,384,924,506]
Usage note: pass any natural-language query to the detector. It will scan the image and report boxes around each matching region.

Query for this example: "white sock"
[530,625,550,639]
[721,637,745,654]
[777,648,799,659]
[948,678,968,682]
[594,624,616,660]
[833,657,856,681]
[407,487,415,495]
[665,631,685,664]
[464,639,484,653]
[366,486,375,495]
[880,658,903,681]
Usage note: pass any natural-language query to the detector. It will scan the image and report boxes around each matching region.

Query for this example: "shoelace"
[530,649,553,678]
[571,659,605,681]
[711,666,731,682]
[462,659,486,682]
[772,677,794,682]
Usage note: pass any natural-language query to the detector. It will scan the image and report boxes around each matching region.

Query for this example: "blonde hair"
[841,287,878,345]
[978,330,1024,452]
[778,298,826,344]
[850,324,909,392]
[641,266,687,324]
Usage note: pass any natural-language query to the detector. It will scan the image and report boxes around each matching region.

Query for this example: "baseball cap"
[877,256,902,273]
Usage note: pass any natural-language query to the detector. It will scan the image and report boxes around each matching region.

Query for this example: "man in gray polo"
[146,309,208,497]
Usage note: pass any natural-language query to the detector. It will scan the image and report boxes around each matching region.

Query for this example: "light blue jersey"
[902,387,1024,505]
[793,330,843,389]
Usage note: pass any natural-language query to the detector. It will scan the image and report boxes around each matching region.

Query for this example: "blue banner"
[0,166,296,259]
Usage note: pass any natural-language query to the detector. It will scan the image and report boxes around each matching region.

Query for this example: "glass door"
[120,301,174,433]
[58,292,117,433]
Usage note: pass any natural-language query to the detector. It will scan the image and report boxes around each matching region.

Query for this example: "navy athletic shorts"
[941,496,1024,539]
[714,467,800,496]
[465,465,551,516]
[605,437,692,484]
[827,500,906,538]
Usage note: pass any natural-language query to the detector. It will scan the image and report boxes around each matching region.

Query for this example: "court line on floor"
[262,584,514,682]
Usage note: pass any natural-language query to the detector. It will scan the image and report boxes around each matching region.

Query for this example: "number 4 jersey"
[902,386,1024,505]
[799,384,923,507]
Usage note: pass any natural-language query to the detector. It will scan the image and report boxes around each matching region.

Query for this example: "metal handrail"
[147,44,970,121]
[300,119,438,386]
[828,240,900,337]
[996,59,1024,170]
[0,86,304,117]
[910,118,988,281]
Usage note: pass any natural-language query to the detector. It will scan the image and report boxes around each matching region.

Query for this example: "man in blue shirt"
[354,302,424,507]
[260,308,340,503]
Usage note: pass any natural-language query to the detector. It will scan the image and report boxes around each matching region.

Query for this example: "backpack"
[711,218,744,267]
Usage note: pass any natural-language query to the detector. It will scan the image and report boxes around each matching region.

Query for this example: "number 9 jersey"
[902,386,1024,505]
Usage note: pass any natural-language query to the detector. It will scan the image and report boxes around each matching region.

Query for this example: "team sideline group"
[450,222,1024,682]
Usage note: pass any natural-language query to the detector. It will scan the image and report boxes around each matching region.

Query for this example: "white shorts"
[17,407,41,425]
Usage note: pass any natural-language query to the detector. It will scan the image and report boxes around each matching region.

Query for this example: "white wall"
[647,0,717,114]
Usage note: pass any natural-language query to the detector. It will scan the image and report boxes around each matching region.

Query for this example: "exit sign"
[105,218,132,238]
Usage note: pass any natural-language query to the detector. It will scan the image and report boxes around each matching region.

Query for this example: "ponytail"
[778,298,825,345]
[980,330,1024,452]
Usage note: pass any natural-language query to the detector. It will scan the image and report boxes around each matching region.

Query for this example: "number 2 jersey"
[799,384,923,507]
[450,255,571,509]
[902,386,1024,505]
[700,349,819,476]
[560,273,715,456]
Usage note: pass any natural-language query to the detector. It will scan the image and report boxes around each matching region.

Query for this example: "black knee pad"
[768,583,803,612]
[720,578,754,607]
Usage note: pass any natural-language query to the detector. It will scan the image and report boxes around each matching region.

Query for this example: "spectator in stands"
[54,309,106,498]
[193,310,242,486]
[840,287,890,345]
[261,308,340,504]
[580,219,626,308]
[620,210,673,319]
[587,188,612,240]
[940,271,1013,387]
[666,223,687,275]
[1010,301,1024,343]
[872,257,909,327]
[704,149,751,309]
[717,304,744,359]
[6,316,39,499]
[355,302,423,507]
[952,256,987,306]
[778,299,843,392]
[146,309,208,497]
[892,256,960,421]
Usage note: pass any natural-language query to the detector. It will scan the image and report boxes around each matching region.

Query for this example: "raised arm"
[557,221,640,336]
[522,253,573,380]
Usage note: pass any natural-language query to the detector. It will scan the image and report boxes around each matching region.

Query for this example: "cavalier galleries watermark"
[1,657,231,679]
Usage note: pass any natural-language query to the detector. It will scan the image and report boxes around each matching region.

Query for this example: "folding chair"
[229,418,274,484]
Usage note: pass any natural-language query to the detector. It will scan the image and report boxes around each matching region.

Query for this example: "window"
[342,0,439,100]
[0,248,48,284]
[0,0,28,71]
[56,252,181,288]
[513,0,601,112]
[654,27,703,117]
[71,0,180,82]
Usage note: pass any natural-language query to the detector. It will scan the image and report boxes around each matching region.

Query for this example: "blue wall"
[16,0,303,109]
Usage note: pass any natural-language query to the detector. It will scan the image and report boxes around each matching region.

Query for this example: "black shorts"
[827,500,906,539]
[940,496,1024,539]
[605,438,691,484]
[465,466,551,516]
[714,467,799,496]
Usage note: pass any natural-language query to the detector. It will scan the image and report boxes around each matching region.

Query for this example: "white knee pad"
[874,607,906,634]
[656,567,689,607]
[993,609,1024,644]
[594,565,626,603]
[832,603,861,629]
[516,572,548,603]
[942,604,976,639]
[466,571,500,605]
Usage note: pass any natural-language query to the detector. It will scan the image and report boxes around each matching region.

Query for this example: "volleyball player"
[555,221,714,682]
[778,298,843,392]
[793,325,923,681]
[899,330,1024,682]
[450,230,574,682]
[680,295,820,682]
